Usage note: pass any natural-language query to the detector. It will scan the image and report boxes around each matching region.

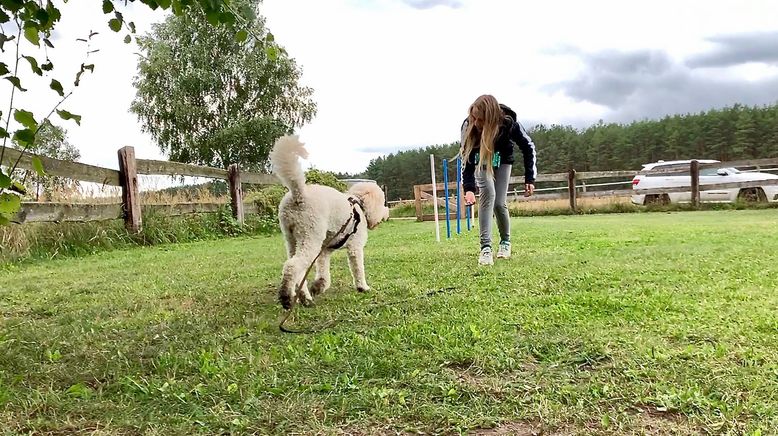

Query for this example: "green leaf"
[218,12,235,24]
[205,10,219,26]
[35,8,50,27]
[0,213,10,226]
[0,62,8,76]
[157,0,171,8]
[129,22,136,33]
[124,34,131,44]
[74,64,94,87]
[171,0,183,15]
[41,60,53,71]
[22,56,42,75]
[56,109,81,126]
[0,34,12,52]
[10,180,26,195]
[266,45,279,61]
[66,382,92,399]
[0,193,21,215]
[266,32,274,43]
[102,0,114,13]
[5,76,27,92]
[0,171,11,189]
[43,38,54,48]
[108,18,122,32]
[2,0,23,13]
[0,126,8,138]
[12,128,35,145]
[235,30,248,43]
[50,79,64,96]
[32,157,45,176]
[13,109,37,130]
[24,26,40,46]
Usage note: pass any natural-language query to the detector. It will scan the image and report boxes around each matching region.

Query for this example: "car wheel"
[737,187,767,203]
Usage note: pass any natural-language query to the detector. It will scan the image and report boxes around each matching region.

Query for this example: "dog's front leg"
[347,245,370,293]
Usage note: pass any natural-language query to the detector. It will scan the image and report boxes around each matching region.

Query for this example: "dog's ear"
[349,182,388,229]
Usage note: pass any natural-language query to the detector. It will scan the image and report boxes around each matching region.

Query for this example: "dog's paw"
[356,286,370,293]
[300,296,314,307]
[279,292,293,310]
[310,278,328,296]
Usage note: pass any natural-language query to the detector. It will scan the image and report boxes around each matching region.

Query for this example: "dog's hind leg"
[346,245,370,293]
[279,238,321,309]
[310,249,333,296]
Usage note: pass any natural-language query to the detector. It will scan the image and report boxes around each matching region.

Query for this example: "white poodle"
[270,135,390,310]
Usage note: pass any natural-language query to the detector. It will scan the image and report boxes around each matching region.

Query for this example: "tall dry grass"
[1,178,279,264]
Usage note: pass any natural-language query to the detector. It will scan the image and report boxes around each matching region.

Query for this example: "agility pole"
[430,154,440,242]
[456,156,462,234]
[442,158,451,239]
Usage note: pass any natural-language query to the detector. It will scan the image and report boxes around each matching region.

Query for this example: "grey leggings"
[476,164,512,249]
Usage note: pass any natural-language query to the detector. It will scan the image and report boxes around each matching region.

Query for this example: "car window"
[700,168,720,176]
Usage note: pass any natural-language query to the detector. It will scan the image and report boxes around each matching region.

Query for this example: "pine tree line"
[363,103,778,201]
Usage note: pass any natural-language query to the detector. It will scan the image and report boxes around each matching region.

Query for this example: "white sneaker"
[478,246,494,266]
[496,241,511,259]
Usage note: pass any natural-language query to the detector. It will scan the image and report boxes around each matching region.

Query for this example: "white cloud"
[3,0,778,176]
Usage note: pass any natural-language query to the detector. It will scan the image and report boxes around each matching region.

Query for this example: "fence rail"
[2,147,121,186]
[411,157,778,221]
[4,146,278,230]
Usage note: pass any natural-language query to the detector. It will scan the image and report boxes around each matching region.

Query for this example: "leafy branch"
[0,0,241,225]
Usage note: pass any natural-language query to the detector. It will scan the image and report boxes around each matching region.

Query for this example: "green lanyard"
[474,152,501,168]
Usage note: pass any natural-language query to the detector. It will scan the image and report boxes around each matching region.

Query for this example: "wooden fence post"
[690,160,700,208]
[228,163,244,225]
[118,146,141,233]
[414,185,423,222]
[568,169,577,212]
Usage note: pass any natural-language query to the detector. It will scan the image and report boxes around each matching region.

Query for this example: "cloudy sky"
[3,0,778,175]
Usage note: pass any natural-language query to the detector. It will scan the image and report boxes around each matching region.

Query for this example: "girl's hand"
[465,191,476,205]
[524,184,535,197]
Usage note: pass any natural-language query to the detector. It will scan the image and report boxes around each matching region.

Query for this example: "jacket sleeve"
[511,121,537,184]
[460,119,477,193]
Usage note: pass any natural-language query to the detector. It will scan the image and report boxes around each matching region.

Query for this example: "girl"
[460,95,537,265]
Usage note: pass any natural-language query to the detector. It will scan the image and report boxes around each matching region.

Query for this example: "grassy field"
[1,210,777,435]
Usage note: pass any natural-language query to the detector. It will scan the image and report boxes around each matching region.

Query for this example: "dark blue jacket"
[460,114,537,193]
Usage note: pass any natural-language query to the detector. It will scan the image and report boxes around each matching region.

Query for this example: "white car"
[631,159,778,205]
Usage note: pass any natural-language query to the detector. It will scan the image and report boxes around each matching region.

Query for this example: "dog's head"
[348,182,389,229]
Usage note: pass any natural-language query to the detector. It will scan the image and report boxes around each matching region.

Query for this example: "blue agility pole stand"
[442,158,451,239]
[456,156,462,234]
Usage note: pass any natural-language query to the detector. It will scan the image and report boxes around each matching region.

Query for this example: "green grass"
[1,210,778,434]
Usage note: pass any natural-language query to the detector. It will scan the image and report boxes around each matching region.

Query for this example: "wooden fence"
[412,158,778,221]
[2,146,279,232]
[5,147,778,227]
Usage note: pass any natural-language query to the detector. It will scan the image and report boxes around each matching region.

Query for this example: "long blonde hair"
[461,94,503,175]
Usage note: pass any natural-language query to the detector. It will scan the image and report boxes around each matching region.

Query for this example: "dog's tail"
[270,134,308,197]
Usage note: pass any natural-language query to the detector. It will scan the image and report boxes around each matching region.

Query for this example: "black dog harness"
[328,196,364,250]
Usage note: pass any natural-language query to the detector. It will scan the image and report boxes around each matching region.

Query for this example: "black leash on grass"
[279,286,458,334]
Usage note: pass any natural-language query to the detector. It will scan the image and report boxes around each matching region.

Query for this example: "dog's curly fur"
[270,135,390,309]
